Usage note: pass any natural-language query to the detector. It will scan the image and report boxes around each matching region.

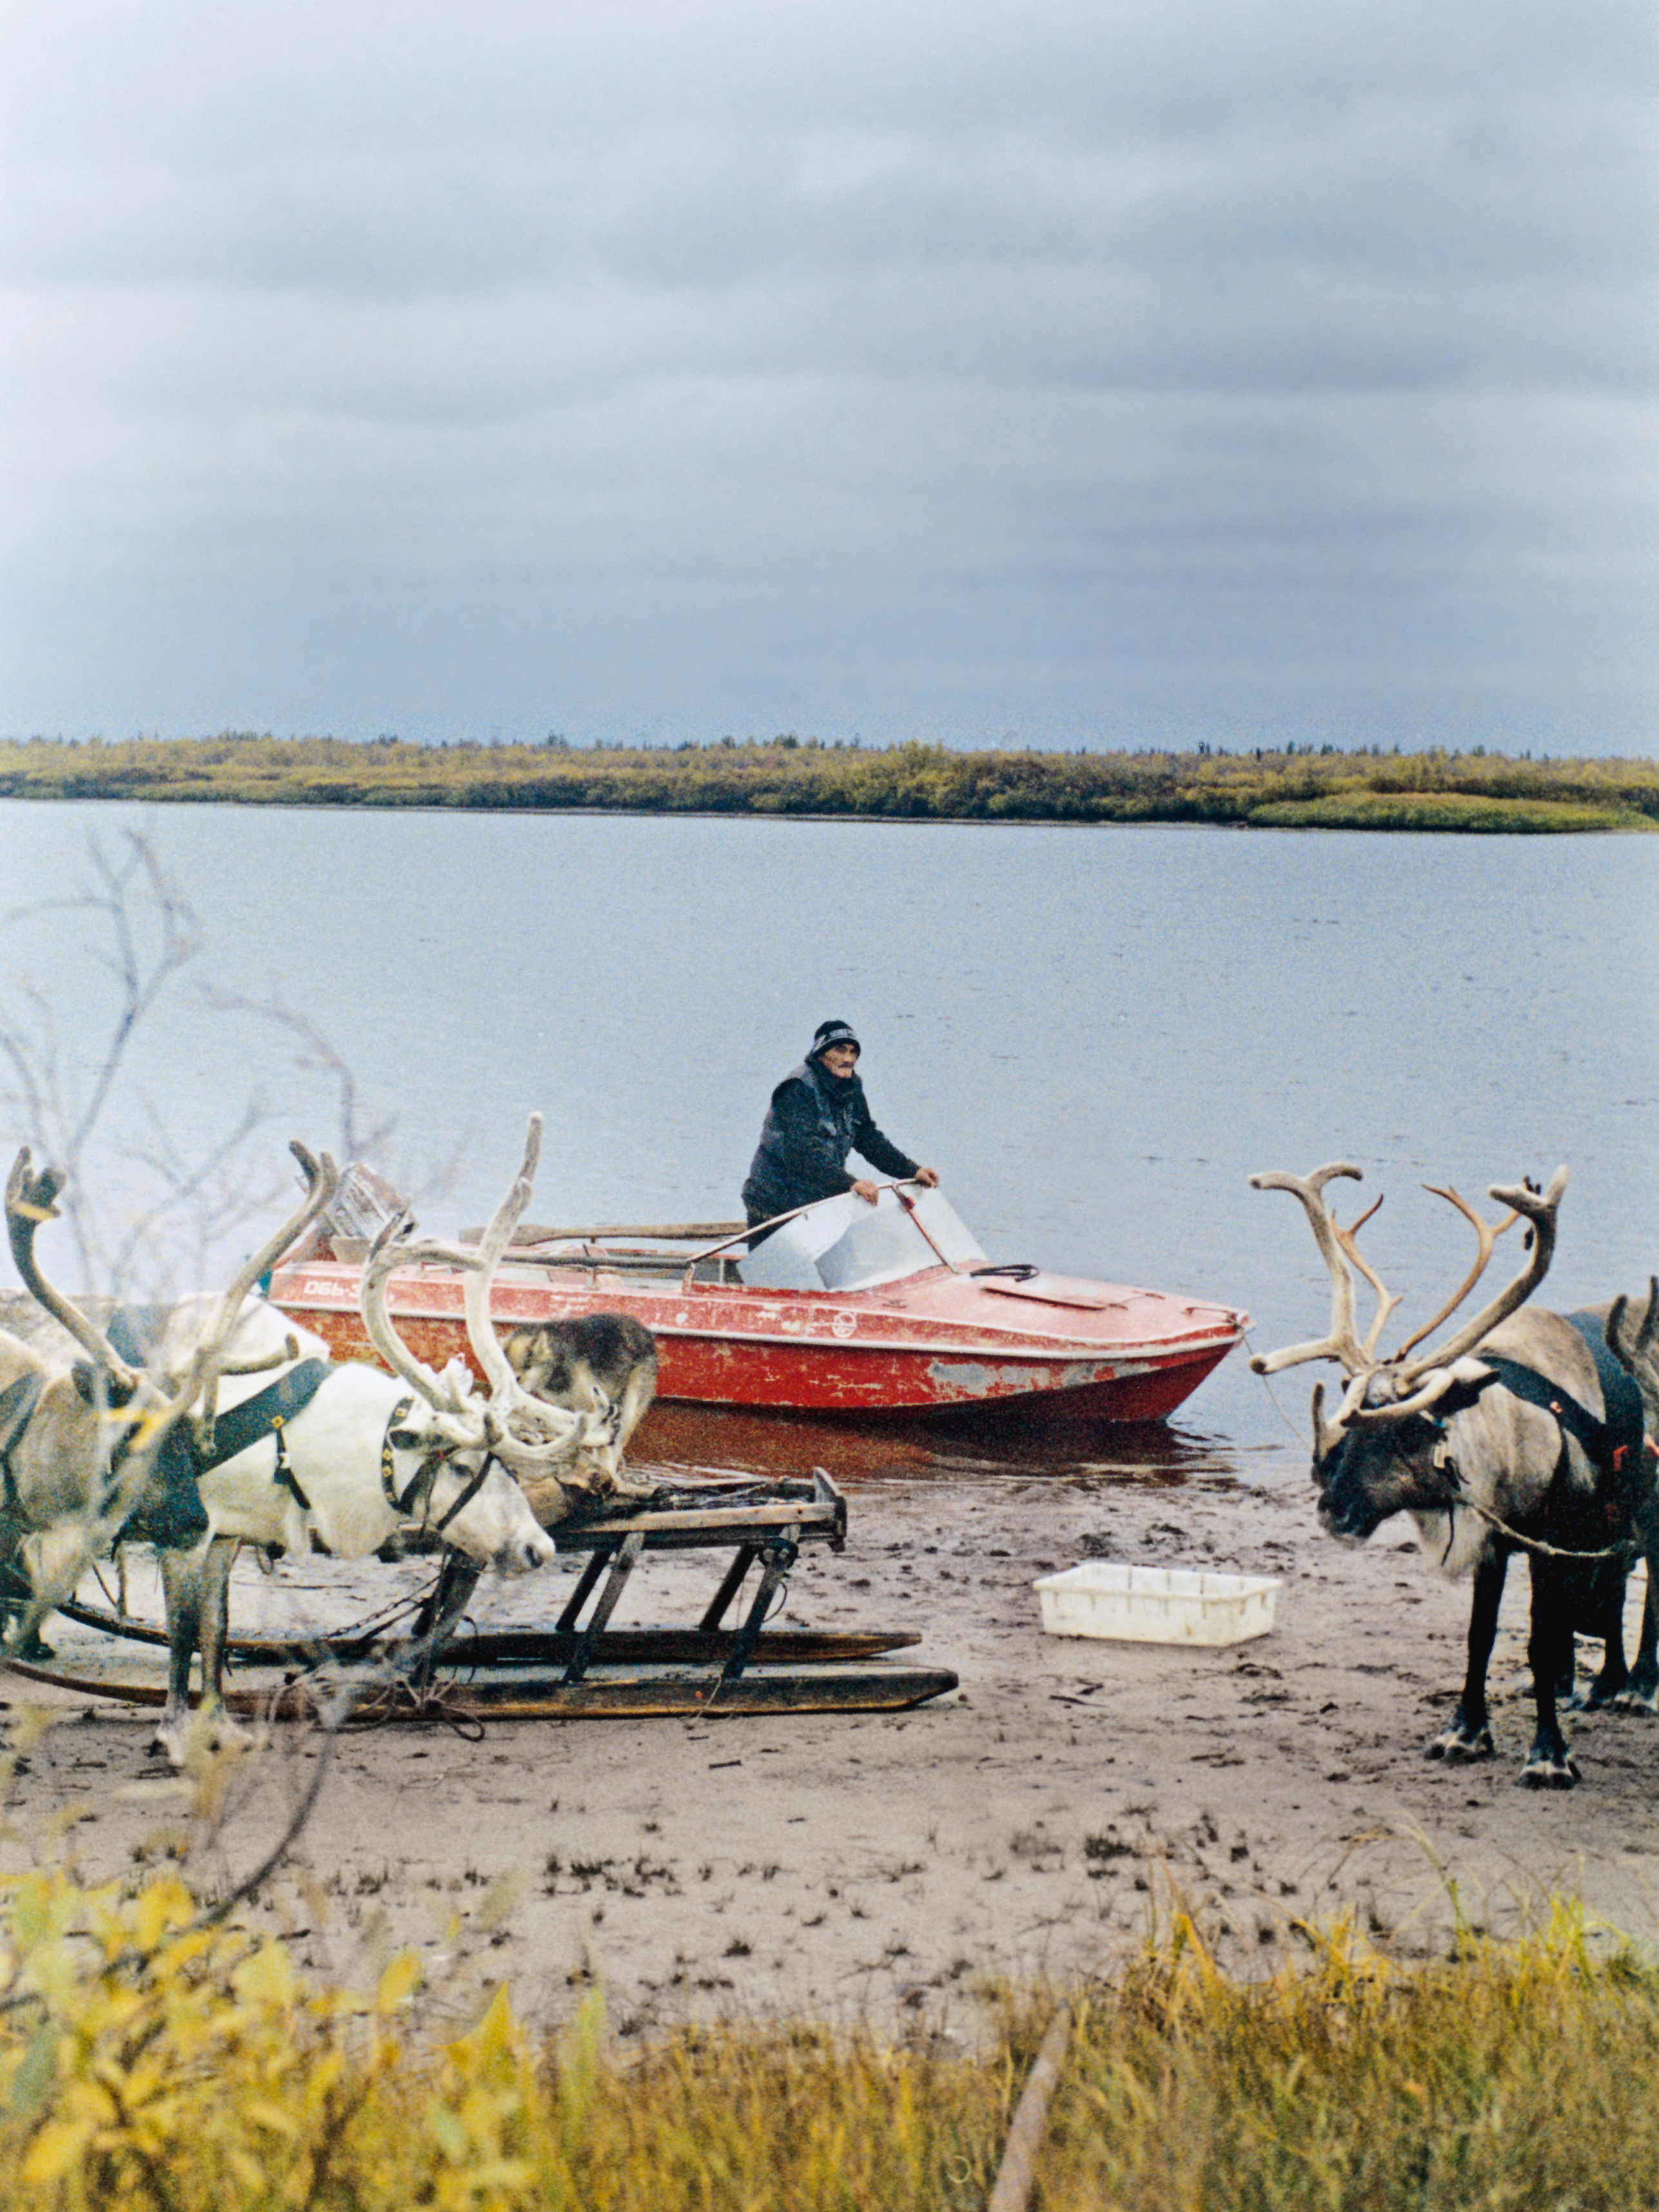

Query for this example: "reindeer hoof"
[1518,1756,1580,1790]
[1426,1725,1494,1763]
[1573,1682,1627,1712]
[150,1709,256,1769]
[1614,1688,1659,1715]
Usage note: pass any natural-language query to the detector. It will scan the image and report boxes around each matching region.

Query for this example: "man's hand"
[913,1166,940,1188]
[851,1178,880,1204]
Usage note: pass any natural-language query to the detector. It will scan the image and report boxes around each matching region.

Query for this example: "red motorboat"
[269,1182,1246,1428]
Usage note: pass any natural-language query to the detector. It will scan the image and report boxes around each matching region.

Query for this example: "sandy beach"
[7,1448,1658,2043]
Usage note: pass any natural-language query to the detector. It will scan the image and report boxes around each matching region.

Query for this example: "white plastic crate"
[1034,1560,1280,1647]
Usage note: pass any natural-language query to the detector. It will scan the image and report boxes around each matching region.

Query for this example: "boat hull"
[270,1259,1245,1426]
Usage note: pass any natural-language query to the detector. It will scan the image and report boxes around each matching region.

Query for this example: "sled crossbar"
[542,1470,848,1685]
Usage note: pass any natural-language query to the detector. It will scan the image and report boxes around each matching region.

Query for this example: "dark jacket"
[742,1058,918,1223]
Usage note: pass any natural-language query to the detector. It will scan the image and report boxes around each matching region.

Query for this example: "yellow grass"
[0,1853,1655,2209]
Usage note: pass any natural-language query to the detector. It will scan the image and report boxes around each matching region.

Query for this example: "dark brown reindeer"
[501,1312,657,1486]
[1252,1162,1655,1788]
[1598,1279,1659,1707]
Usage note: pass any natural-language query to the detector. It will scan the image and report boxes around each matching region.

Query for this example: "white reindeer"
[349,1113,652,1647]
[4,1141,603,1765]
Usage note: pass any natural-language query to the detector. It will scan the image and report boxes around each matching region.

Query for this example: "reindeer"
[1598,1279,1659,1708]
[0,1142,344,1633]
[502,1312,657,1487]
[1251,1162,1656,1788]
[5,1140,601,1765]
[364,1113,658,1647]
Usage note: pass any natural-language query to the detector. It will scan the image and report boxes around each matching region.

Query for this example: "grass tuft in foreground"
[0,1863,1656,2207]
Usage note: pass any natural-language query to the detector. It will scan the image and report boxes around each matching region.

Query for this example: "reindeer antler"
[1331,1194,1403,1364]
[6,1148,141,1391]
[1247,1163,1375,1377]
[1393,1168,1567,1386]
[360,1212,477,1416]
[181,1142,338,1443]
[1388,1183,1520,1364]
[357,1116,597,1482]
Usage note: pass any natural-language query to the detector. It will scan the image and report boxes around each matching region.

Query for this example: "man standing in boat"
[742,1019,939,1229]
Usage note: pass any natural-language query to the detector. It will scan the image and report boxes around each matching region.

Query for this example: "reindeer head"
[358,1113,616,1529]
[1249,1161,1567,1538]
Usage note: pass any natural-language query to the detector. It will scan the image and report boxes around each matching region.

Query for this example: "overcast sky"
[2,0,1653,752]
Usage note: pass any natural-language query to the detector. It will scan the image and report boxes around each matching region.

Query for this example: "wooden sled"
[4,1471,959,1722]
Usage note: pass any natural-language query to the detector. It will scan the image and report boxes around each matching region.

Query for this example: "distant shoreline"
[1,734,1654,832]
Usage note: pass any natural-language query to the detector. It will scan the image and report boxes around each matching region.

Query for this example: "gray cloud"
[1,0,1652,745]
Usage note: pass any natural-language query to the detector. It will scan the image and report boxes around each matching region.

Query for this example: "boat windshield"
[735,1187,986,1293]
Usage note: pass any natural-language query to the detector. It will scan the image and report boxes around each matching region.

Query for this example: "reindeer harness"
[99,1306,337,1545]
[1425,1311,1647,1559]
[375,1395,501,1538]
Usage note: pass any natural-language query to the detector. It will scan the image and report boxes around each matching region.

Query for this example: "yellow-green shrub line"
[1,1866,1657,2209]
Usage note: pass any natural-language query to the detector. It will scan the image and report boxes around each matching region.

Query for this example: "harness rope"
[1245,1326,1658,1564]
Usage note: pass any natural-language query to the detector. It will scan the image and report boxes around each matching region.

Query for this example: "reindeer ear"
[1432,1358,1506,1420]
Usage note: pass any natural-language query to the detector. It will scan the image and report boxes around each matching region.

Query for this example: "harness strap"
[269,1416,311,1512]
[431,1454,494,1535]
[195,1359,334,1473]
[377,1396,494,1537]
[380,1397,425,1513]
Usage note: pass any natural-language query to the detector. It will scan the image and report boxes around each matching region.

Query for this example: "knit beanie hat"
[810,1019,860,1058]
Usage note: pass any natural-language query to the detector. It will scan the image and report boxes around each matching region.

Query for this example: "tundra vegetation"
[0,1807,1658,2209]
[1,733,1656,831]
[7,833,1659,2204]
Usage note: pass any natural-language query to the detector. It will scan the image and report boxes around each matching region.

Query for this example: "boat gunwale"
[269,1269,1246,1368]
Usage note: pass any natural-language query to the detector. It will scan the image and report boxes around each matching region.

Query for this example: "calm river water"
[2,801,1655,1487]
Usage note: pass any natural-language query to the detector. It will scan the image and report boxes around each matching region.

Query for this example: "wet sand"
[9,1455,1659,2040]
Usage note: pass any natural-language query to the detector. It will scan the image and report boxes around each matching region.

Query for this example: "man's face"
[820,1041,859,1077]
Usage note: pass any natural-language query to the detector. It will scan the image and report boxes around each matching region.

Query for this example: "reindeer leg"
[0,1513,52,1661]
[156,1544,205,1763]
[1574,1559,1630,1710]
[195,1537,253,1751]
[155,1537,250,1765]
[1519,1557,1580,1788]
[399,1548,483,1680]
[1616,1566,1659,1712]
[1428,1550,1505,1761]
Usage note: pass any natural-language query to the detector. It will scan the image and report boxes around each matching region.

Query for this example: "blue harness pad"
[1478,1311,1646,1520]
[104,1306,333,1543]
[192,1359,333,1473]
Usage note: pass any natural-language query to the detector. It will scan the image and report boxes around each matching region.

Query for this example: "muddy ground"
[7,1459,1659,2041]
